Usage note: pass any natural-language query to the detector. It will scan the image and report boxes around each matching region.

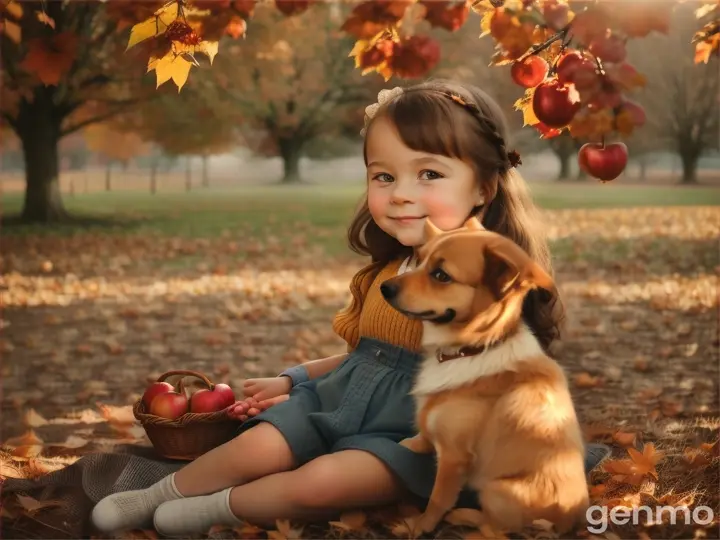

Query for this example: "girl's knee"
[228,422,296,472]
[288,461,345,509]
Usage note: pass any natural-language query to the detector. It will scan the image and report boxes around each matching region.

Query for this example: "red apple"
[189,383,236,413]
[511,55,548,88]
[149,391,189,420]
[142,381,174,409]
[619,99,646,127]
[213,383,236,407]
[532,80,581,128]
[578,142,628,182]
[571,62,601,91]
[589,34,627,64]
[542,0,569,29]
[555,51,585,85]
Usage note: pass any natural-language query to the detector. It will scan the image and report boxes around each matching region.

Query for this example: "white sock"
[91,473,183,532]
[153,488,242,537]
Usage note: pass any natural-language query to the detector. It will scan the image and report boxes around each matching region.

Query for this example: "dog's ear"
[482,236,554,296]
[424,218,442,241]
[462,217,484,231]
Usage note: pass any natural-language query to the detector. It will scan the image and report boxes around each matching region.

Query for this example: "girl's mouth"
[391,216,426,225]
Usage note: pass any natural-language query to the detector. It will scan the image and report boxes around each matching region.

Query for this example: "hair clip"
[360,86,404,137]
[507,150,522,168]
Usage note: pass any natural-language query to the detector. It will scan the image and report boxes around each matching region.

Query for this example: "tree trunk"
[150,161,158,195]
[185,156,192,192]
[105,162,112,191]
[680,152,698,184]
[549,135,574,181]
[278,138,302,183]
[202,155,209,187]
[558,154,571,181]
[18,89,67,222]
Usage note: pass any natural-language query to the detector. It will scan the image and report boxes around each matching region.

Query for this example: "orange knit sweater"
[332,258,424,353]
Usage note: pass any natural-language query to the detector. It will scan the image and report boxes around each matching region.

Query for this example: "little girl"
[91,79,609,536]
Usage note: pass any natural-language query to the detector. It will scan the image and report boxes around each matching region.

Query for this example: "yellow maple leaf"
[2,20,21,44]
[149,51,192,91]
[126,0,179,51]
[479,9,493,37]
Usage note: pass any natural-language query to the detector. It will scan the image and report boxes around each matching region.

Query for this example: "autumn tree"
[628,4,719,184]
[205,3,379,183]
[84,123,150,191]
[0,1,162,222]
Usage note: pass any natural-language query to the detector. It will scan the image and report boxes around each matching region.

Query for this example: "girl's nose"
[390,180,416,204]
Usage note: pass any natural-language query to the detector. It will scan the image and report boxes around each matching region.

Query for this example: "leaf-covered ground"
[1,190,718,540]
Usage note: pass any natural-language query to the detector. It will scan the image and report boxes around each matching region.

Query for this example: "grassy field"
[4,181,719,243]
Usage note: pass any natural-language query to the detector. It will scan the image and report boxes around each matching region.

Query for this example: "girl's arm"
[301,353,348,379]
[277,352,348,388]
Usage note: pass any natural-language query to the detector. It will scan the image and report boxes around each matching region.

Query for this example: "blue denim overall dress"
[236,337,438,498]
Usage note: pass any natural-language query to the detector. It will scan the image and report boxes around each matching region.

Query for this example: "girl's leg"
[153,449,406,535]
[92,422,295,532]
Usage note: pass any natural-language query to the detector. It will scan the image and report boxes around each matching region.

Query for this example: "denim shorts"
[236,337,610,504]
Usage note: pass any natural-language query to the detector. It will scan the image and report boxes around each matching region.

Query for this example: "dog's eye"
[430,268,452,283]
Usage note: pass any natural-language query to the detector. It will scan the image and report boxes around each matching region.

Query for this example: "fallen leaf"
[16,494,63,514]
[328,509,367,531]
[613,431,638,447]
[574,372,602,388]
[24,408,49,428]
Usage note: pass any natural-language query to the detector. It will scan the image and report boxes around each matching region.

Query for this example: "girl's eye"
[372,173,394,183]
[420,170,443,181]
[430,268,452,283]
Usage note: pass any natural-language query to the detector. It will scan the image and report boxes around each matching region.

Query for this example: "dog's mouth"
[394,307,456,324]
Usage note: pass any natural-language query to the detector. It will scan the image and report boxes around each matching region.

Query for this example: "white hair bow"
[360,86,404,137]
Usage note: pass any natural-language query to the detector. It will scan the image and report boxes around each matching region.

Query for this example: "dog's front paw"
[416,510,441,535]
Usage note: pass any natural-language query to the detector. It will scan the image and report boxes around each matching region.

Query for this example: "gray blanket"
[1,446,186,538]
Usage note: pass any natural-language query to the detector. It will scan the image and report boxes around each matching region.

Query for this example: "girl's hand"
[228,395,290,421]
[242,377,292,401]
[227,399,251,421]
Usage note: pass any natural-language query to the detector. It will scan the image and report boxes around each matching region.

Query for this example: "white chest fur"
[411,325,544,396]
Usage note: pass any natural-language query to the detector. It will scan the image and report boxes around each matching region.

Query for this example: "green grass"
[3,182,719,244]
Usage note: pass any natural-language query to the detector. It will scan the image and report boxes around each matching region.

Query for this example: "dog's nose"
[380,282,399,300]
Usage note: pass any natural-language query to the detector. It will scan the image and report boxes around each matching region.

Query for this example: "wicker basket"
[133,370,240,461]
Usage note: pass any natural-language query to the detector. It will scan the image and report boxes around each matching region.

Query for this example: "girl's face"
[365,116,485,249]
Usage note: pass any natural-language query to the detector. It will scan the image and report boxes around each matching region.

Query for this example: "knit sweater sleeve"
[332,260,384,352]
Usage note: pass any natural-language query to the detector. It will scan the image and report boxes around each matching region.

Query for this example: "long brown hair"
[347,78,565,353]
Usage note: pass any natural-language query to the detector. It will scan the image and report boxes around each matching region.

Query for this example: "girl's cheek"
[424,195,471,230]
[367,189,387,218]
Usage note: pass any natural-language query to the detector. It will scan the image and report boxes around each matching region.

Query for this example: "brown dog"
[381,218,588,535]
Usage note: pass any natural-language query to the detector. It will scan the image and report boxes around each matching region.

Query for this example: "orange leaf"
[35,10,56,28]
[612,431,637,447]
[694,34,720,64]
[328,510,368,531]
[19,32,78,86]
[574,372,602,388]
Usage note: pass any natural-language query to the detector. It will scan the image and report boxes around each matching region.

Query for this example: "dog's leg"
[416,451,469,534]
[400,434,434,454]
[478,478,528,533]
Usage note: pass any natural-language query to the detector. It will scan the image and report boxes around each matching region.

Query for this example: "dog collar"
[436,345,489,363]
